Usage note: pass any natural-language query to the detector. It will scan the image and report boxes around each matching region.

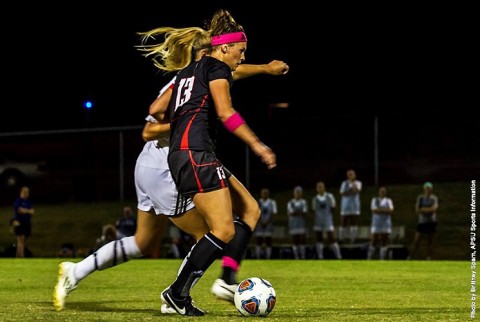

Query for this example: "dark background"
[1,2,477,200]
[3,2,476,130]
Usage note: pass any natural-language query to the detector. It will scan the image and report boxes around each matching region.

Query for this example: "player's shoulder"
[204,56,230,74]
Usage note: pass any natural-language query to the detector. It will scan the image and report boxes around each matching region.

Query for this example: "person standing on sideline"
[11,186,35,258]
[115,206,137,239]
[367,186,394,260]
[254,188,278,259]
[339,169,362,244]
[409,182,438,260]
[311,181,342,259]
[287,186,308,259]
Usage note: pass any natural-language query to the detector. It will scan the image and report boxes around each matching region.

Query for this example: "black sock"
[171,232,226,298]
[221,219,252,284]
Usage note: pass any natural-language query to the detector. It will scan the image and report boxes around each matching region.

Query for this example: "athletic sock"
[170,232,226,298]
[338,227,345,241]
[330,242,342,259]
[221,219,252,284]
[300,245,306,259]
[292,245,299,259]
[380,246,388,260]
[316,242,324,259]
[266,246,272,259]
[255,245,262,259]
[74,236,142,282]
[367,245,375,259]
[350,226,358,243]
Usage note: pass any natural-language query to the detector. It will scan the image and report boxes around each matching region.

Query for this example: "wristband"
[223,112,245,133]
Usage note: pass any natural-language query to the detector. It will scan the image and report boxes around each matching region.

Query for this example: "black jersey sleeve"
[206,58,232,83]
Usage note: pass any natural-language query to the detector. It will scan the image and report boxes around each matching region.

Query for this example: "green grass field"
[0,258,472,321]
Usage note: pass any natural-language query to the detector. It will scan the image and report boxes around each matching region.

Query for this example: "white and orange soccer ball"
[234,277,276,317]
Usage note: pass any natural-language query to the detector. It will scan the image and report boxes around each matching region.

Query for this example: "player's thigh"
[193,188,235,242]
[135,209,168,254]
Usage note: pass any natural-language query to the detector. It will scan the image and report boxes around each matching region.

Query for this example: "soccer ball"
[234,277,276,317]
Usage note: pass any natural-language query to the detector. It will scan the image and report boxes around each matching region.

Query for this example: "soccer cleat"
[53,262,78,311]
[211,278,237,303]
[161,288,204,316]
[161,287,197,313]
[160,287,176,314]
[160,302,177,314]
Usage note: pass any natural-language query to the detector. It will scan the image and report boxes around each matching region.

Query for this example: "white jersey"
[136,77,176,169]
[370,197,394,234]
[254,198,278,237]
[136,116,170,170]
[287,198,308,235]
[135,76,193,216]
[339,180,362,215]
[311,192,336,232]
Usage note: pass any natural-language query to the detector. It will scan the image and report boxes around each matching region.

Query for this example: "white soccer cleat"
[53,262,78,311]
[160,287,176,314]
[211,278,237,303]
[161,288,204,316]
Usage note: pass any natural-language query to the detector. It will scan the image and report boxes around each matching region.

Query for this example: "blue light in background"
[83,101,93,109]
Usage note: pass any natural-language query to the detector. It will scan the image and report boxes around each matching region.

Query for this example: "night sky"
[3,2,475,132]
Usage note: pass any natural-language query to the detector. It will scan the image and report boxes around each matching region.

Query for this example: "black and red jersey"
[169,56,233,153]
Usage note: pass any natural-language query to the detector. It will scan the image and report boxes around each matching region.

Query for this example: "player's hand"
[266,60,289,75]
[251,142,277,169]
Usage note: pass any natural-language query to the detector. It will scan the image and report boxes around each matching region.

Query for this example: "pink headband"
[211,32,247,46]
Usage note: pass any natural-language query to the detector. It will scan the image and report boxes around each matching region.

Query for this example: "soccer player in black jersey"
[162,10,277,316]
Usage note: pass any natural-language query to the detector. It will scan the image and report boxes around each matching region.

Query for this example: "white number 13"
[174,76,195,112]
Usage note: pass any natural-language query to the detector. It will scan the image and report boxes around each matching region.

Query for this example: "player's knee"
[214,226,235,243]
[246,202,261,221]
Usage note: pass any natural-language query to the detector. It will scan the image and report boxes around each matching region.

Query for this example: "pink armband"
[223,112,245,132]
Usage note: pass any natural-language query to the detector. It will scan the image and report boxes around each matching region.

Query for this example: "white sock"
[316,242,324,259]
[74,236,142,282]
[350,226,358,243]
[170,244,181,259]
[266,247,272,259]
[380,246,388,260]
[330,242,342,259]
[292,246,299,259]
[255,245,262,259]
[338,227,345,241]
[367,245,376,259]
[300,245,306,259]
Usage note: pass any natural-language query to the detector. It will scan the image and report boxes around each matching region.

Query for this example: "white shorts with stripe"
[134,163,194,217]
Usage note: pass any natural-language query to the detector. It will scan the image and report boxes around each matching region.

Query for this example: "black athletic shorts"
[168,150,231,197]
[417,222,437,234]
[14,222,31,237]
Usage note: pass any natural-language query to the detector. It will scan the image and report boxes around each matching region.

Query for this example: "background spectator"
[409,182,438,260]
[339,169,362,244]
[254,188,278,259]
[90,224,117,255]
[287,186,308,259]
[57,243,76,258]
[11,186,35,258]
[367,186,394,260]
[115,206,137,239]
[312,181,342,259]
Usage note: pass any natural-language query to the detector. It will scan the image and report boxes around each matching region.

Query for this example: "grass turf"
[0,258,472,321]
